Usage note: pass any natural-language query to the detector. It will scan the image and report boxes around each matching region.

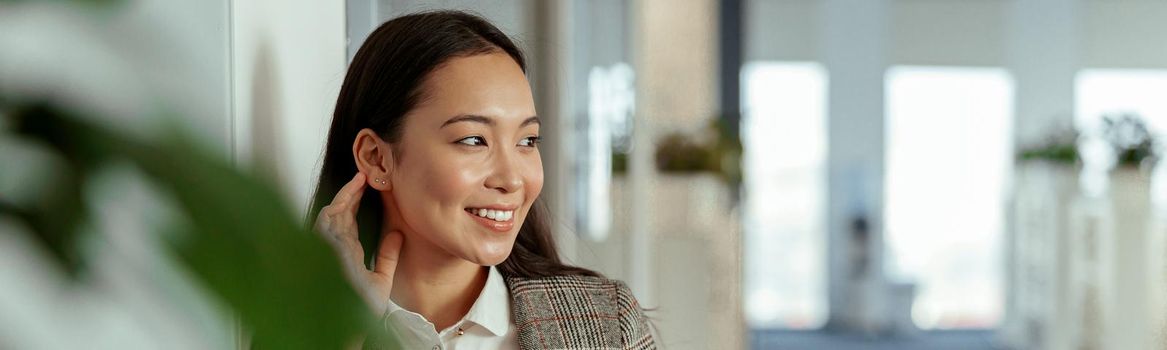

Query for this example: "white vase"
[1107,167,1152,350]
[1006,160,1078,350]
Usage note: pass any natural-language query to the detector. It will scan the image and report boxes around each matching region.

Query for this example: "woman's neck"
[389,233,488,331]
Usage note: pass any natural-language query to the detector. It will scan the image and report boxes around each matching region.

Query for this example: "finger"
[373,230,403,278]
[341,239,367,275]
[323,232,365,278]
[313,213,332,235]
[315,215,361,262]
[330,172,367,211]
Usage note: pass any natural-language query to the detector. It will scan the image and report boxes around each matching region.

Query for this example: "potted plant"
[1017,125,1080,166]
[650,118,742,188]
[1101,113,1159,171]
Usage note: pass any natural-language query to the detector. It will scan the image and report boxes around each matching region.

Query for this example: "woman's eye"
[519,136,541,147]
[457,136,487,146]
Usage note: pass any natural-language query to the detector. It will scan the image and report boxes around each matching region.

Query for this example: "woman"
[309,10,656,350]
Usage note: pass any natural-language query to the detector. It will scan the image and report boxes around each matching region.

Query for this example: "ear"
[353,128,394,191]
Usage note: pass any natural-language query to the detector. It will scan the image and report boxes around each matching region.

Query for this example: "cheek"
[424,159,484,208]
[525,155,544,200]
[393,153,477,220]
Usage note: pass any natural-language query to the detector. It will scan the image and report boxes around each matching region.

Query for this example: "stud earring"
[374,178,386,184]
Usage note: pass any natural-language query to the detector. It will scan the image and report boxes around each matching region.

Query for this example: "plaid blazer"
[506,275,657,350]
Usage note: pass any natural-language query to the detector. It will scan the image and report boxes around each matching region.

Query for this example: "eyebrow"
[440,114,541,128]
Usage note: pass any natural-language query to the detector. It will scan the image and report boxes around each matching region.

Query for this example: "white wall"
[890,1,1006,66]
[748,0,1167,69]
[376,0,536,68]
[230,0,349,215]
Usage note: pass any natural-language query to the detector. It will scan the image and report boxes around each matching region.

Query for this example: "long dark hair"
[308,10,597,279]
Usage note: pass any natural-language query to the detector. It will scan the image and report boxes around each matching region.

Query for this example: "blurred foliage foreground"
[0,101,397,349]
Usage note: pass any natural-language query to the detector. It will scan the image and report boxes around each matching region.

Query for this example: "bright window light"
[1075,70,1167,206]
[884,66,1013,329]
[1075,70,1167,136]
[742,61,828,329]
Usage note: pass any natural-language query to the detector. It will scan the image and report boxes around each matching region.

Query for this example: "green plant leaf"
[3,102,396,349]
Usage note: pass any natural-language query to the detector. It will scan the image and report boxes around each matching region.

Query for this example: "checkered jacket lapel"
[506,275,656,350]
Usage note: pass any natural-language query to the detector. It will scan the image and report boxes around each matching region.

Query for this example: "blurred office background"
[3,0,1167,349]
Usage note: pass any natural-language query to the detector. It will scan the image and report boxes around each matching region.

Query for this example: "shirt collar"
[384,266,511,336]
[461,265,511,336]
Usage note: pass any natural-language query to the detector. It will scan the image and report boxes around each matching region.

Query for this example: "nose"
[484,148,523,194]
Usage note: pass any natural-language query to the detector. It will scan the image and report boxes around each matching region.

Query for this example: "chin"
[467,244,513,266]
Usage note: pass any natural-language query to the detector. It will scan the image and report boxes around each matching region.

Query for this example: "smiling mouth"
[464,208,514,222]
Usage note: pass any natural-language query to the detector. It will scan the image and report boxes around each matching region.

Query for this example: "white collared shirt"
[384,266,518,350]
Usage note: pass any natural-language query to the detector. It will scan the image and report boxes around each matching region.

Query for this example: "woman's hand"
[315,172,404,316]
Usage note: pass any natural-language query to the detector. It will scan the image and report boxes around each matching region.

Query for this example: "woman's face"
[386,52,541,266]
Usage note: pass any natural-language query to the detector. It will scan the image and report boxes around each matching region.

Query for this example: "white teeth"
[468,208,513,222]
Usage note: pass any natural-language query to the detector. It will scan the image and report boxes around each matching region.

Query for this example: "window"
[742,62,828,329]
[884,66,1013,329]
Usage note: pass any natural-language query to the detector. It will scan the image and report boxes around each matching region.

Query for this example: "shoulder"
[507,274,624,295]
[506,274,647,317]
[506,274,656,349]
[506,274,629,315]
